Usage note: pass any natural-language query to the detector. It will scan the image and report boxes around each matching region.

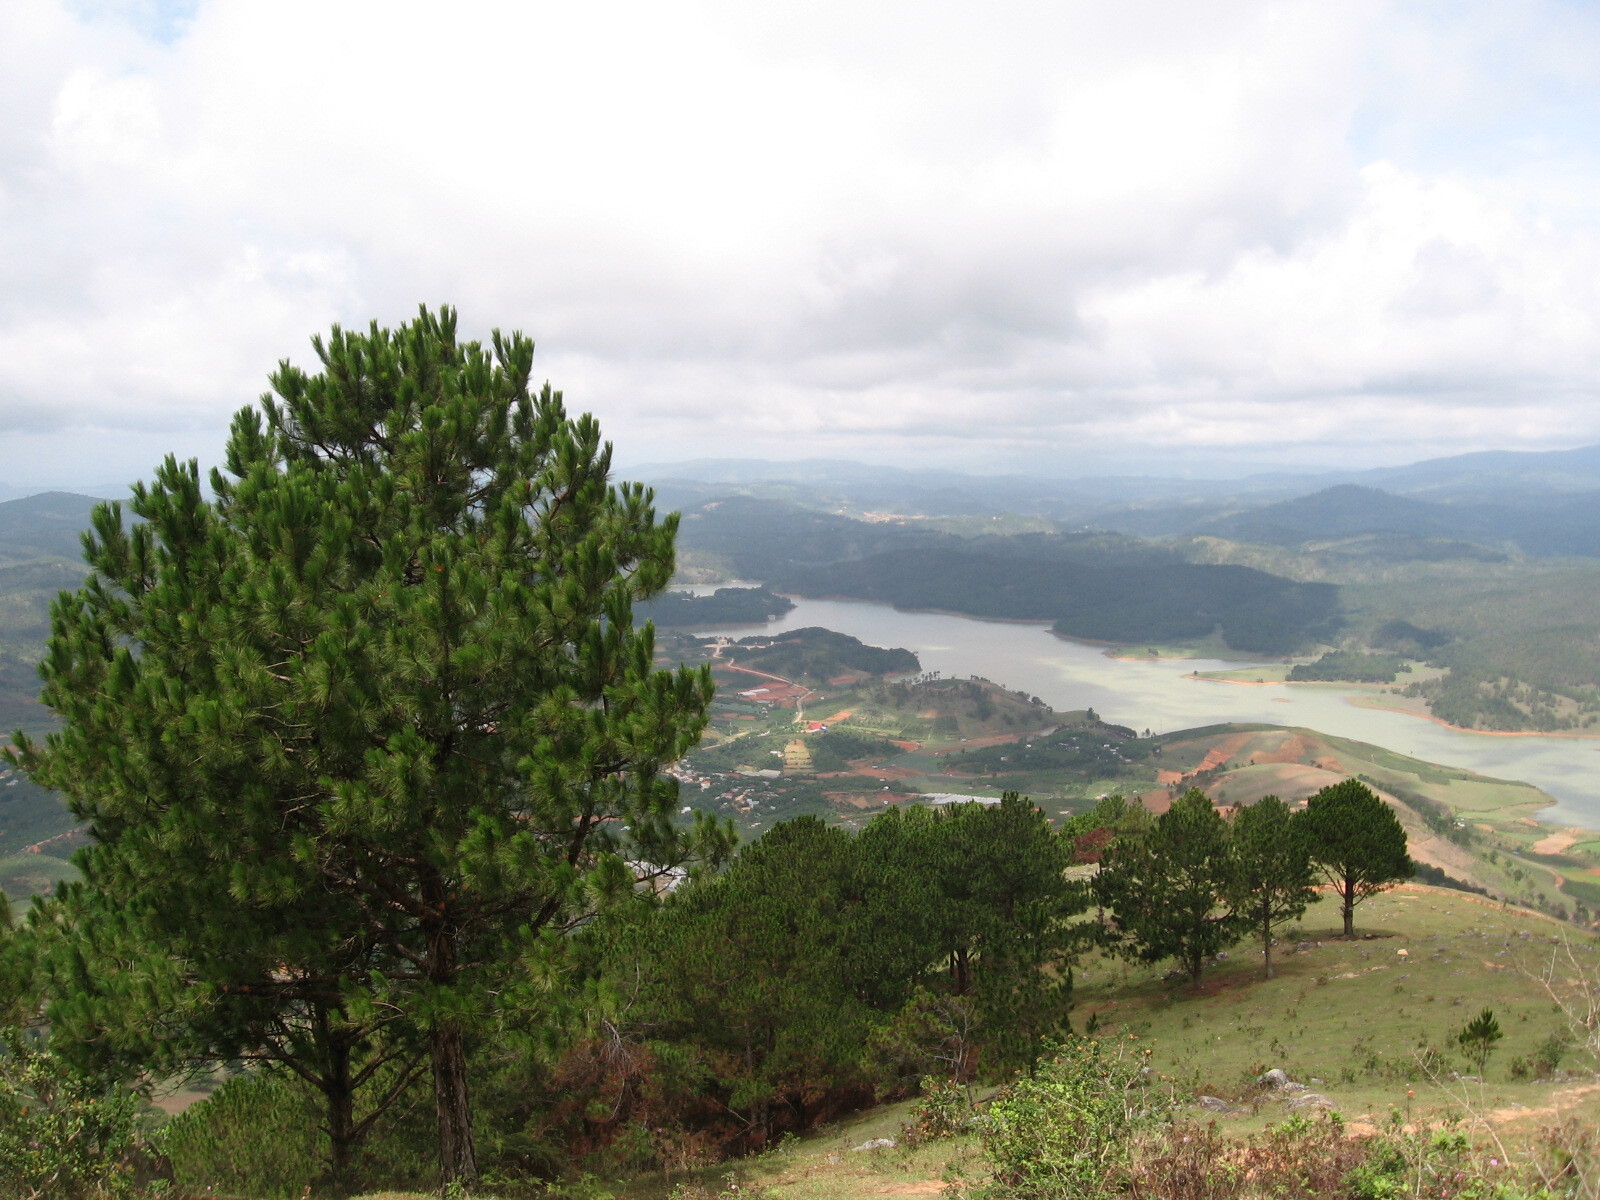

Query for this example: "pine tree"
[627,816,879,1143]
[1295,779,1413,937]
[1457,1008,1503,1078]
[1227,796,1320,979]
[1094,789,1245,985]
[859,794,1086,1073]
[11,308,724,1190]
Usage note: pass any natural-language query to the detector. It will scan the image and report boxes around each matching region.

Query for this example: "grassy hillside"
[342,886,1600,1200]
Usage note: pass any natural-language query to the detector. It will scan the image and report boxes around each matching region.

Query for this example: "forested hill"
[0,491,105,562]
[717,625,919,682]
[778,548,1337,654]
[674,497,1341,655]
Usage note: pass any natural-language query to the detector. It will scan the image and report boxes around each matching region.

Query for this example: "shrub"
[1456,1009,1504,1078]
[159,1066,443,1198]
[900,1076,972,1145]
[0,1033,143,1200]
[158,1072,321,1199]
[971,1037,1168,1200]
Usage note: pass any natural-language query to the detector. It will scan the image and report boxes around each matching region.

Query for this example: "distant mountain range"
[634,444,1600,558]
[1188,483,1600,558]
[0,491,107,564]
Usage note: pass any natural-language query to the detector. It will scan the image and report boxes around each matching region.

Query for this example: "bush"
[971,1037,1168,1200]
[159,1065,441,1198]
[0,1033,144,1200]
[900,1076,972,1145]
[158,1072,321,1199]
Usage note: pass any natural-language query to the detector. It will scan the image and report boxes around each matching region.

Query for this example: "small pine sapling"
[1456,1009,1503,1079]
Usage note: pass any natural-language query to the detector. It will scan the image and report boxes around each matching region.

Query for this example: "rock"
[1196,1096,1233,1113]
[852,1138,896,1152]
[1281,1082,1310,1095]
[1259,1068,1291,1089]
[1288,1094,1335,1110]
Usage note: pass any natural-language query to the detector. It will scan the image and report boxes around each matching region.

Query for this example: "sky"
[3,0,1600,490]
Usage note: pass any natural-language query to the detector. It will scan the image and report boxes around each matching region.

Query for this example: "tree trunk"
[1262,931,1274,980]
[311,1003,358,1197]
[432,1017,479,1189]
[324,1065,356,1197]
[951,946,972,996]
[425,899,479,1191]
[1342,884,1355,937]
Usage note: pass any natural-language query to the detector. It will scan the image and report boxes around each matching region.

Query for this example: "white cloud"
[0,0,1598,486]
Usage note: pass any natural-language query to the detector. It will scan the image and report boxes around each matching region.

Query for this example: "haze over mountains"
[638,442,1600,561]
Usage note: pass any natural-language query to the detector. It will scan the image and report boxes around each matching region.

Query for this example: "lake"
[699,596,1600,828]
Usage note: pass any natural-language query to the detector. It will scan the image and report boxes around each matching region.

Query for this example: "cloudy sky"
[3,0,1599,489]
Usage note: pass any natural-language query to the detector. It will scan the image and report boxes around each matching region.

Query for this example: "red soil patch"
[1249,731,1320,765]
[1138,788,1176,813]
[1532,828,1583,856]
[828,794,875,809]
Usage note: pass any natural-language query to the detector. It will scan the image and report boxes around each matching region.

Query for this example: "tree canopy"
[1227,795,1320,979]
[1093,789,1244,984]
[1295,779,1413,937]
[10,307,726,1190]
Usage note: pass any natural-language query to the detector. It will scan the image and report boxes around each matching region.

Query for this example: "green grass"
[0,850,75,900]
[1074,888,1588,1119]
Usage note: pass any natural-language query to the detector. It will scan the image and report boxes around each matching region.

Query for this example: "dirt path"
[1486,1082,1600,1124]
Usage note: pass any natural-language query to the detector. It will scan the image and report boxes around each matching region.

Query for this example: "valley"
[653,615,1600,928]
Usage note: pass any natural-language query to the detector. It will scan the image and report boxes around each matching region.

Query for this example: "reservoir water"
[699,597,1600,829]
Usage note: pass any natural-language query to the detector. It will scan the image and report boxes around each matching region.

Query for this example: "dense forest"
[775,548,1339,655]
[1287,650,1409,684]
[716,626,920,682]
[671,498,1342,655]
[658,465,1600,730]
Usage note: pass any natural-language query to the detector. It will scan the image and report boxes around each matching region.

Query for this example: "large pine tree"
[12,308,723,1190]
[1296,779,1413,937]
[1227,795,1320,979]
[1094,789,1244,985]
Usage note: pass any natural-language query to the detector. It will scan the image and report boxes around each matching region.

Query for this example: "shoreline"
[782,595,1058,628]
[1193,674,1600,741]
[1345,693,1600,740]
